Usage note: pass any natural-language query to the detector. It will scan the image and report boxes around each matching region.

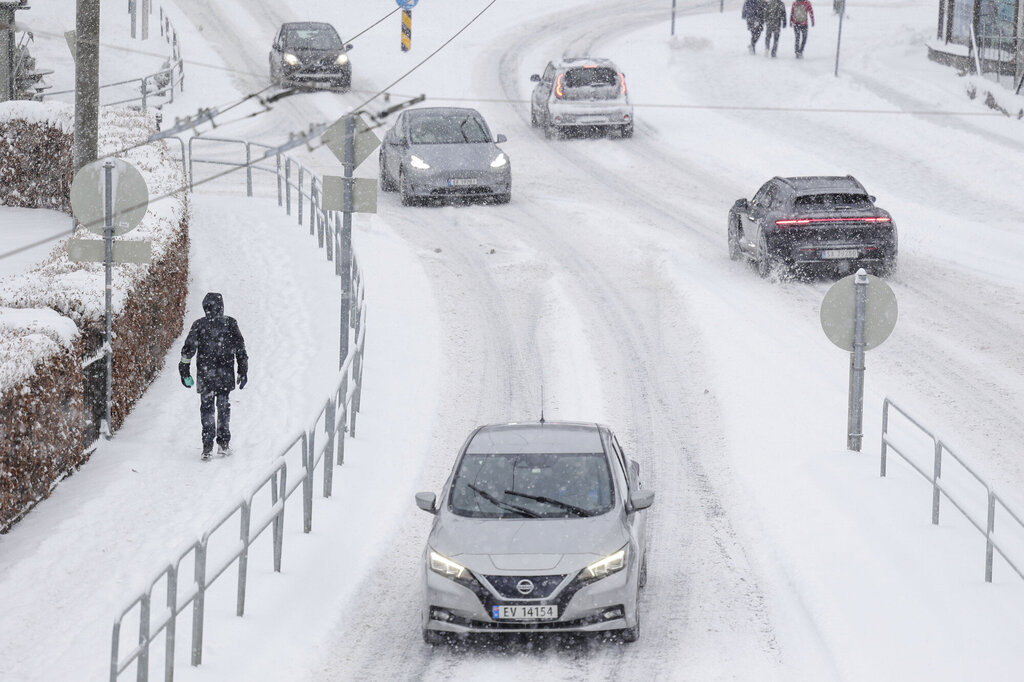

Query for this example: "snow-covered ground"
[2,1,1024,681]
[0,207,72,279]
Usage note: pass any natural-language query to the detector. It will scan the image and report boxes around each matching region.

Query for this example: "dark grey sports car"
[269,22,352,91]
[728,176,898,278]
[378,107,511,206]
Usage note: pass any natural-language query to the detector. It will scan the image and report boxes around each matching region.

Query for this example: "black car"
[728,176,898,278]
[269,22,352,91]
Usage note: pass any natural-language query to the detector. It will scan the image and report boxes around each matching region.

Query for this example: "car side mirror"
[415,492,437,514]
[530,74,541,82]
[272,41,279,50]
[868,195,876,202]
[346,43,354,51]
[629,489,654,512]
[495,133,507,143]
[734,198,749,211]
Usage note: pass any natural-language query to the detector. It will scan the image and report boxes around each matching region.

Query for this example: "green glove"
[184,376,194,388]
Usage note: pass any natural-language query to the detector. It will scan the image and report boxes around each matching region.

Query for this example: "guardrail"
[45,5,184,108]
[880,398,1024,583]
[109,136,368,680]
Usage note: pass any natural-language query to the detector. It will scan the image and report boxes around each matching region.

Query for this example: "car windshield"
[282,27,342,50]
[450,452,614,518]
[795,193,873,209]
[408,114,491,144]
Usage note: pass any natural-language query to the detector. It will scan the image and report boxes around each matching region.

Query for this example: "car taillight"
[555,73,564,99]
[619,72,627,95]
[775,217,892,227]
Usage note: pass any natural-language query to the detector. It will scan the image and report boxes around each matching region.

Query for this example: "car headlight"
[580,547,627,582]
[490,153,507,169]
[336,53,349,66]
[283,53,300,66]
[429,550,468,581]
[410,155,430,170]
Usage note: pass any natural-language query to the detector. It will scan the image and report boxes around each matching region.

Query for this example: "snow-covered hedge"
[0,102,190,532]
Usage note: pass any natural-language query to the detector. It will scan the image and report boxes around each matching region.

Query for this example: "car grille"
[483,575,566,599]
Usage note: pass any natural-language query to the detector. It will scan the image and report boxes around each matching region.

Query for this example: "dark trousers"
[765,26,781,55]
[794,24,809,54]
[747,21,763,49]
[200,391,231,447]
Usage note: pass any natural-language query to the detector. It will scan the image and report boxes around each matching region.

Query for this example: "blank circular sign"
[70,158,149,236]
[820,272,898,351]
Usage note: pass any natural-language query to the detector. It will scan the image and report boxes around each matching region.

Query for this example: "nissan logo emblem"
[516,579,535,595]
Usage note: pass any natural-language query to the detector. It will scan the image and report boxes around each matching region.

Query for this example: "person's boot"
[202,443,213,461]
[217,440,232,456]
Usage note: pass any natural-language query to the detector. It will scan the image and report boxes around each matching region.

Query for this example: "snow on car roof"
[779,176,867,194]
[466,422,605,454]
[554,57,618,70]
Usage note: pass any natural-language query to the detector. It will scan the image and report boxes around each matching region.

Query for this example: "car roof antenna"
[539,384,545,424]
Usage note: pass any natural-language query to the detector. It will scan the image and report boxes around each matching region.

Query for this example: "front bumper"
[405,167,511,200]
[422,561,637,635]
[281,63,351,88]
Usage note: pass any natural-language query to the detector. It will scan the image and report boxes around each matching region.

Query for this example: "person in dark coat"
[179,293,248,458]
[742,0,766,54]
[763,0,787,58]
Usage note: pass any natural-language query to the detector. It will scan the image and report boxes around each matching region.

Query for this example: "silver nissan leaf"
[415,422,654,644]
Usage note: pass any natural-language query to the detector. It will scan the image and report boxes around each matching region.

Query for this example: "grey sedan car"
[415,422,654,644]
[269,22,352,90]
[379,107,511,206]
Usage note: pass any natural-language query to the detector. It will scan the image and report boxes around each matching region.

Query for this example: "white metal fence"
[880,397,1024,583]
[109,138,368,681]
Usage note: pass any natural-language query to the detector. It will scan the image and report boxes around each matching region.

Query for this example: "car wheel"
[494,191,511,205]
[728,221,742,261]
[423,628,447,646]
[530,106,539,127]
[638,551,648,589]
[399,167,415,207]
[756,233,775,279]
[620,603,640,643]
[620,124,634,139]
[379,156,396,192]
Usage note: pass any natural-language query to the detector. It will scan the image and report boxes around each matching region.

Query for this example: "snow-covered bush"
[0,101,190,532]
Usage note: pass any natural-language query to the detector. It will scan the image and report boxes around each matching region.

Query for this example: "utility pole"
[0,1,25,102]
[74,0,99,171]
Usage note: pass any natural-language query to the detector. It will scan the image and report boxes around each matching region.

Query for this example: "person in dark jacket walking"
[742,0,766,54]
[790,0,814,58]
[179,293,248,459]
[763,0,787,58]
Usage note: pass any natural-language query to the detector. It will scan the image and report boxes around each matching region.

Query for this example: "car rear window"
[408,115,490,144]
[449,452,614,518]
[282,27,342,50]
[795,193,873,209]
[561,67,621,100]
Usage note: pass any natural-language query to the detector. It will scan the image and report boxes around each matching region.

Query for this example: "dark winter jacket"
[742,0,766,24]
[180,293,248,394]
[764,0,788,30]
[790,0,814,26]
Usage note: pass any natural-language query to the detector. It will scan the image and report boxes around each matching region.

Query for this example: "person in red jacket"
[791,0,815,58]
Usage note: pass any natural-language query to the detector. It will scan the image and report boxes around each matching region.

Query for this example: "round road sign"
[820,272,898,351]
[70,158,150,236]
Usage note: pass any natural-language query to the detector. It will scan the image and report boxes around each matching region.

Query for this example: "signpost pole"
[847,268,868,451]
[671,0,677,36]
[834,0,846,77]
[103,161,114,439]
[339,115,354,369]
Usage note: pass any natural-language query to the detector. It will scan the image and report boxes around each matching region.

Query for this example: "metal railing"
[45,5,185,108]
[110,136,369,680]
[880,398,1024,583]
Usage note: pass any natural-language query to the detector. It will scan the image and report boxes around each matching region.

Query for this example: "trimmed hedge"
[0,102,189,532]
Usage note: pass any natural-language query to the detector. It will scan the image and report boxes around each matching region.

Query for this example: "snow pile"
[0,100,74,132]
[0,307,79,393]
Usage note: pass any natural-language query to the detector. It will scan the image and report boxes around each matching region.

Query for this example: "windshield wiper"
[468,484,538,518]
[503,490,593,517]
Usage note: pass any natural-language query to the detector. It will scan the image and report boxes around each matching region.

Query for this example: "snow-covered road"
[3,0,1024,680]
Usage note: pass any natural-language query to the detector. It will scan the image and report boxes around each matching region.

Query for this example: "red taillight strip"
[555,73,564,99]
[775,217,891,226]
[619,72,627,95]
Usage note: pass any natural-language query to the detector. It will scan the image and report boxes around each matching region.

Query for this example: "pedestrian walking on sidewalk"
[179,292,248,460]
[791,0,814,58]
[742,0,766,54]
[764,0,788,58]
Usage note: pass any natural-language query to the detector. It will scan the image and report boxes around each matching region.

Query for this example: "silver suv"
[415,421,653,644]
[530,58,634,138]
